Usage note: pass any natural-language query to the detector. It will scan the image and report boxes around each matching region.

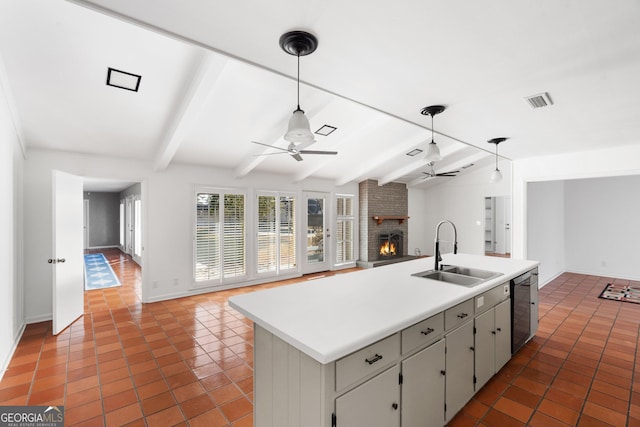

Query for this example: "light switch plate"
[477,296,484,308]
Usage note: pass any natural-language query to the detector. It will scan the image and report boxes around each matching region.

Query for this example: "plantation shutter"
[279,195,296,270]
[336,195,354,264]
[223,194,245,277]
[195,190,245,284]
[196,193,220,282]
[257,195,277,273]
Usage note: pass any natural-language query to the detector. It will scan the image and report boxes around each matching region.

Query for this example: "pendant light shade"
[280,31,318,144]
[425,141,441,162]
[284,108,314,143]
[488,137,507,183]
[490,168,503,183]
[420,105,446,163]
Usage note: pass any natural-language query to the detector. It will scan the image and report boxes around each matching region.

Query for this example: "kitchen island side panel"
[255,324,333,427]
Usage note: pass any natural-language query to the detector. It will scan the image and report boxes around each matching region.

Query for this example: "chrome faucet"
[434,220,458,271]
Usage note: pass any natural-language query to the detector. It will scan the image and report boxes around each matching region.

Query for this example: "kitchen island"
[229,253,539,427]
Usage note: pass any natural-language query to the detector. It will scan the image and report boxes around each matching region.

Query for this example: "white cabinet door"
[335,365,400,427]
[474,309,495,391]
[495,299,512,372]
[445,321,474,422]
[401,339,445,427]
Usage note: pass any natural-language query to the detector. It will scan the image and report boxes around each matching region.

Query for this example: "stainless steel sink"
[412,265,502,287]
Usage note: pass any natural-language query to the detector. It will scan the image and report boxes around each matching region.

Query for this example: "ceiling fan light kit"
[248,30,338,162]
[420,105,446,162]
[280,30,318,144]
[488,137,507,183]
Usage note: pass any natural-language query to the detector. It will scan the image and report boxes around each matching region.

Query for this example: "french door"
[302,191,330,274]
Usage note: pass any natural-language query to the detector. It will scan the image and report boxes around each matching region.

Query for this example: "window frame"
[256,191,298,277]
[193,187,247,287]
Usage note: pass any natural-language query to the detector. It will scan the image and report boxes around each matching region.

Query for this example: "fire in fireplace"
[379,231,403,258]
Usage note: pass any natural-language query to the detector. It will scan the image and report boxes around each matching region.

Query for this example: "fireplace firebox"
[379,231,403,259]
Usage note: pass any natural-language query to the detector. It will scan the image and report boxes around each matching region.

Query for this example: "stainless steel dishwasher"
[510,270,533,354]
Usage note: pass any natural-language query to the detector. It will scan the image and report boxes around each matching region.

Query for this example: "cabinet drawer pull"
[491,330,496,335]
[420,327,435,336]
[365,354,383,365]
[392,403,398,410]
[440,370,446,376]
[457,313,468,319]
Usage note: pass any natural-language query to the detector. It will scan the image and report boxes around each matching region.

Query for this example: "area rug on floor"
[84,253,122,290]
[598,283,640,304]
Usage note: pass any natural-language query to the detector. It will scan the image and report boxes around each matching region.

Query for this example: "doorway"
[484,196,511,256]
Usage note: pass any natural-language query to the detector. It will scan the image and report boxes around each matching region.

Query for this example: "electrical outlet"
[601,261,607,267]
[173,278,179,287]
[152,281,158,289]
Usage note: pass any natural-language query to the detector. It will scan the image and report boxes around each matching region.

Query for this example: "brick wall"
[359,180,408,262]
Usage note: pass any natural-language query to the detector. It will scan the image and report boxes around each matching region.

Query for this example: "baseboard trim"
[25,313,53,324]
[0,322,26,382]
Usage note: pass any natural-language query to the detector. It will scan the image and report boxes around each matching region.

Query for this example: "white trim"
[0,53,27,159]
[25,313,53,324]
[0,322,26,382]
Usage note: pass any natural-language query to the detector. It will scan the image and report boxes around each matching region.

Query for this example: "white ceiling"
[1,0,639,190]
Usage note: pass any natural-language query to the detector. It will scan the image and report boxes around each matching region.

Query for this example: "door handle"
[48,258,66,264]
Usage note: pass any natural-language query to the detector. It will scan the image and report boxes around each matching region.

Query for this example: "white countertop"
[229,253,538,364]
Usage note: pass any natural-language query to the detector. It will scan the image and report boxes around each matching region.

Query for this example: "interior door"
[132,195,142,265]
[303,191,330,274]
[52,170,84,335]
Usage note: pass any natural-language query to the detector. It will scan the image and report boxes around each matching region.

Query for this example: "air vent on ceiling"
[315,125,337,136]
[524,92,553,109]
[406,148,423,157]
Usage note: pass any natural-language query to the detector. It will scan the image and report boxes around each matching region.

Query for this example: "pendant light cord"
[431,113,434,142]
[495,143,499,170]
[296,54,301,111]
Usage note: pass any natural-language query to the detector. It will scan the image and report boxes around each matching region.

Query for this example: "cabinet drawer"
[445,299,474,331]
[336,333,400,391]
[475,282,510,315]
[402,312,444,355]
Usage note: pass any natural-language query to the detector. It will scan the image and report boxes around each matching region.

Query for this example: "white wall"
[512,145,640,285]
[564,176,640,280]
[417,162,512,256]
[527,181,565,285]
[407,187,427,256]
[0,74,24,377]
[23,149,358,320]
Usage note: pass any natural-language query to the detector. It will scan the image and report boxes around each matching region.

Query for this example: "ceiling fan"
[422,162,459,179]
[251,140,337,162]
[250,30,338,162]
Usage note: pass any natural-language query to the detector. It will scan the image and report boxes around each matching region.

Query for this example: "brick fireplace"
[358,180,411,267]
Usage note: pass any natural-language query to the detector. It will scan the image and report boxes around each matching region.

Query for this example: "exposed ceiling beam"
[153,53,227,171]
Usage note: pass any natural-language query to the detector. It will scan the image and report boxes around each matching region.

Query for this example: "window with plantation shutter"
[336,194,355,264]
[257,193,296,275]
[195,190,246,285]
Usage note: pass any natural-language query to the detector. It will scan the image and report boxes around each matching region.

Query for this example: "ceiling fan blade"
[299,150,338,155]
[253,152,290,157]
[435,170,460,176]
[291,153,304,161]
[251,141,289,152]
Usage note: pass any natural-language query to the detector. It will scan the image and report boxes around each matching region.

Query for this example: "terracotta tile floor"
[1,249,640,426]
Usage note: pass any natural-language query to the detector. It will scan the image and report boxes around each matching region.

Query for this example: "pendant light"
[420,105,446,162]
[280,31,318,144]
[488,137,507,183]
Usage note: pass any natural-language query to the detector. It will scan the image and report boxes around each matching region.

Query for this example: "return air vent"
[524,92,553,109]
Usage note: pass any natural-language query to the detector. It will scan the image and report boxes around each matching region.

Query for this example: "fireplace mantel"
[372,215,410,225]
